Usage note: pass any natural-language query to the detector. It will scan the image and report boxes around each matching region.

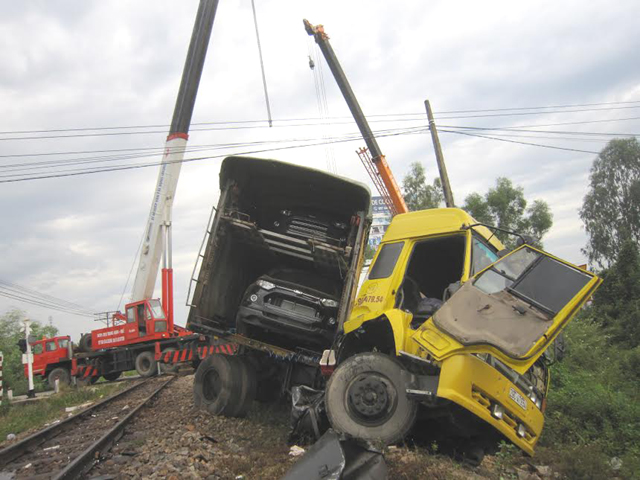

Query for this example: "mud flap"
[282,429,388,480]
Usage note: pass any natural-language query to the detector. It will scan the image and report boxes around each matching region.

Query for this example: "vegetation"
[401,165,553,249]
[0,309,58,395]
[402,162,443,211]
[580,138,640,269]
[537,240,640,479]
[463,177,553,249]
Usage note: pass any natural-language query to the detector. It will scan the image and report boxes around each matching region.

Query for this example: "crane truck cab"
[325,208,601,456]
[20,335,73,389]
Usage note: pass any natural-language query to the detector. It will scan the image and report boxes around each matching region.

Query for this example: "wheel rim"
[203,369,221,401]
[345,372,398,426]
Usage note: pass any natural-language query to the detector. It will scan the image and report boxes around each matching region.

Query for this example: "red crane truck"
[21,0,228,389]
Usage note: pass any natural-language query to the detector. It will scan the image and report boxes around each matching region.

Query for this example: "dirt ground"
[86,374,547,480]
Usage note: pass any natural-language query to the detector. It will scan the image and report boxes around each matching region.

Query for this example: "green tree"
[0,309,58,394]
[580,138,640,269]
[590,239,640,347]
[402,162,443,211]
[463,177,553,249]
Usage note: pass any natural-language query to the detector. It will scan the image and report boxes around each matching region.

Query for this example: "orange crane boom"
[304,20,408,215]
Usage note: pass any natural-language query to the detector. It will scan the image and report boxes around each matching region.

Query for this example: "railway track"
[0,376,173,480]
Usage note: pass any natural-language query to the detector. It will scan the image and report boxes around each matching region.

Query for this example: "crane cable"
[307,38,337,174]
[250,0,272,127]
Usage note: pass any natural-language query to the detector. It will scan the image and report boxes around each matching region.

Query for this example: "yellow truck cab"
[325,208,601,457]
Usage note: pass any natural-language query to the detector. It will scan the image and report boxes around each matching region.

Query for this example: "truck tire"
[103,371,122,382]
[325,352,417,445]
[48,367,70,389]
[193,354,243,417]
[227,356,257,418]
[135,351,158,378]
[78,334,92,353]
[159,348,180,374]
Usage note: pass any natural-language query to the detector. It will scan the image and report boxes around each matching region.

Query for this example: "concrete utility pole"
[22,319,35,398]
[425,100,455,208]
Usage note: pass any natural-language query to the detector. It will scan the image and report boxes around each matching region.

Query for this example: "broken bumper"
[436,354,544,455]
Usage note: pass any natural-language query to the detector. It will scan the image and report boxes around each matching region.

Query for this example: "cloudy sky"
[1,0,639,340]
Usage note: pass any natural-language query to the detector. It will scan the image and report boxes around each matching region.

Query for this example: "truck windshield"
[149,299,166,320]
[474,246,592,316]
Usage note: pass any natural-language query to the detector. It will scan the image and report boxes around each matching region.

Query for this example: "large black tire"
[78,334,92,353]
[48,367,70,389]
[193,354,243,417]
[135,351,158,378]
[159,348,180,374]
[103,371,122,382]
[227,356,257,418]
[325,352,417,445]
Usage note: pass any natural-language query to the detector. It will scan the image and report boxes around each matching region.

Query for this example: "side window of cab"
[471,236,499,276]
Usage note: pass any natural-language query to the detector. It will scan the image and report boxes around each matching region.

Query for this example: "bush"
[539,313,640,476]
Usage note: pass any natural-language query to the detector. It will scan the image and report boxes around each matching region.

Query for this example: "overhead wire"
[439,129,600,154]
[1,103,639,140]
[0,125,429,183]
[0,280,96,317]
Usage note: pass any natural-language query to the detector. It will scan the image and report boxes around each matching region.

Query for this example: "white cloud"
[1,0,638,339]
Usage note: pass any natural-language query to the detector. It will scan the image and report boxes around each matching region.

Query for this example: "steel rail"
[0,378,151,467]
[54,376,174,479]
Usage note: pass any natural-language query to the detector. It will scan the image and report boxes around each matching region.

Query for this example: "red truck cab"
[24,335,71,378]
[91,299,172,350]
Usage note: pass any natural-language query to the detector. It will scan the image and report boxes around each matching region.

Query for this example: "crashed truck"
[186,155,601,457]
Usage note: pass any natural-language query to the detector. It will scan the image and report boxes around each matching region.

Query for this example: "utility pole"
[425,100,455,208]
[22,319,35,398]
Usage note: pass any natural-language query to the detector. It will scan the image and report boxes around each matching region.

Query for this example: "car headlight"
[492,404,504,420]
[321,298,339,308]
[256,280,276,290]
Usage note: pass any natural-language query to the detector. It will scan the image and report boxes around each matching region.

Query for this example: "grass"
[0,382,125,443]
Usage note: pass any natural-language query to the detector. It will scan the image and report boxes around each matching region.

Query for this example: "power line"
[1,102,639,139]
[440,129,600,154]
[0,126,429,183]
[0,280,96,317]
[0,125,427,179]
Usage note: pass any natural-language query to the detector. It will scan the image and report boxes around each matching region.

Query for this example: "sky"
[1,0,639,340]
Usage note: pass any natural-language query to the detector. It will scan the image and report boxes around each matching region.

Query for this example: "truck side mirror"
[516,235,537,247]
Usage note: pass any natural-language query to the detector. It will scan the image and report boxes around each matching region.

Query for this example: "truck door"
[421,245,601,373]
[136,303,147,336]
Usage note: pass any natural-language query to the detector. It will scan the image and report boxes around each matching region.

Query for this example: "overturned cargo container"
[186,156,371,414]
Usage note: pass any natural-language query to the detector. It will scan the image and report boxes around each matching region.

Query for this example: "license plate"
[509,387,528,410]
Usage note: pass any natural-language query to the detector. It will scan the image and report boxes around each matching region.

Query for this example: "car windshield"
[148,299,166,320]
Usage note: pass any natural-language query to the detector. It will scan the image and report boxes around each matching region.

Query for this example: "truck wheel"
[227,356,257,418]
[78,334,92,352]
[48,367,70,389]
[325,352,417,445]
[135,351,158,378]
[103,372,122,382]
[159,348,180,374]
[193,354,243,416]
